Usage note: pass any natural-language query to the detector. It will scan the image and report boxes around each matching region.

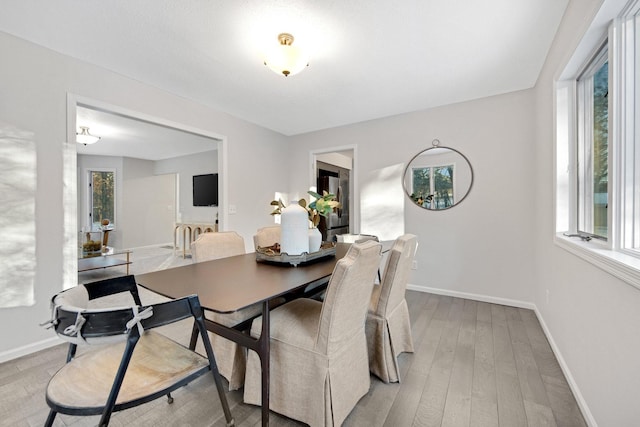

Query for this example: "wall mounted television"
[192,173,218,206]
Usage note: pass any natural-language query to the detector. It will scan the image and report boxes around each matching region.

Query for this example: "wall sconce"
[76,126,100,145]
[264,33,309,77]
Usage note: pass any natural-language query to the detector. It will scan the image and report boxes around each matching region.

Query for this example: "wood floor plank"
[492,305,528,426]
[441,299,477,427]
[413,297,464,426]
[470,302,498,427]
[383,295,447,427]
[523,399,557,427]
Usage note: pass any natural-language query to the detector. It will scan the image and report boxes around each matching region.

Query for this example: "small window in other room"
[89,170,115,229]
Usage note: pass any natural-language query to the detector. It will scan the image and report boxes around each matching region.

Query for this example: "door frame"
[309,145,358,234]
[64,93,227,289]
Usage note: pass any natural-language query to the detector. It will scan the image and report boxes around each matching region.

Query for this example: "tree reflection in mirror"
[403,140,473,210]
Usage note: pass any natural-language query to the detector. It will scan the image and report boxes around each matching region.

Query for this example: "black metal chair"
[42,275,234,426]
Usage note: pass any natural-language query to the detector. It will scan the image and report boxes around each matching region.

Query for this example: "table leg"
[173,225,180,255]
[126,251,130,275]
[183,226,192,259]
[259,300,270,426]
[199,303,272,426]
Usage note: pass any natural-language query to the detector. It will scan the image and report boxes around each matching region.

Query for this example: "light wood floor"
[1,247,586,426]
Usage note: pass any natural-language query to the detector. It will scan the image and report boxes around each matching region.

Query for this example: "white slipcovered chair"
[243,240,382,427]
[253,225,281,250]
[191,231,258,390]
[191,231,245,261]
[336,233,379,243]
[365,233,418,383]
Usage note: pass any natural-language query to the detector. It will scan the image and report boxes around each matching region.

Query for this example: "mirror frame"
[403,140,474,211]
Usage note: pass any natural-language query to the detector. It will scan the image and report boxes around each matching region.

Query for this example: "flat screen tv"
[193,173,218,206]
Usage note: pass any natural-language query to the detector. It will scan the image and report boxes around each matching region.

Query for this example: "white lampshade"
[76,126,100,145]
[264,33,309,77]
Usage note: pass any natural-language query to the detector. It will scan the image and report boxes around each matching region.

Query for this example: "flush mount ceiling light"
[76,126,100,145]
[264,33,309,77]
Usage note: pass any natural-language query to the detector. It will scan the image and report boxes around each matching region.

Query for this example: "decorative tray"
[256,242,336,266]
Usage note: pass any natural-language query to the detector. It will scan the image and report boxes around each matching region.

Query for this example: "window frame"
[576,44,609,241]
[554,0,640,290]
[86,168,116,230]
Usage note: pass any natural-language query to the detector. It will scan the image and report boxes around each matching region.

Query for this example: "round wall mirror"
[403,140,474,210]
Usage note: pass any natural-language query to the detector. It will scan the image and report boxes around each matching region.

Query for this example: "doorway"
[63,94,227,289]
[310,145,358,238]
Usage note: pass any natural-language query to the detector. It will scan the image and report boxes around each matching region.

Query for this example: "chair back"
[253,225,281,250]
[336,233,379,243]
[316,240,382,355]
[191,231,245,262]
[372,234,418,317]
[48,275,144,345]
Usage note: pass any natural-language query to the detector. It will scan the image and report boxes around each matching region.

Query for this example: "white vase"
[280,204,309,255]
[308,227,322,253]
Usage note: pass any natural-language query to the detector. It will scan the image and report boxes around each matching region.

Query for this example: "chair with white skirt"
[253,225,281,250]
[244,240,382,426]
[365,233,418,383]
[191,231,255,390]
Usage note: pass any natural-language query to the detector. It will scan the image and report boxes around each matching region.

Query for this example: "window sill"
[554,233,640,291]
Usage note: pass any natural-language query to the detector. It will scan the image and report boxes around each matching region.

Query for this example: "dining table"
[136,250,343,426]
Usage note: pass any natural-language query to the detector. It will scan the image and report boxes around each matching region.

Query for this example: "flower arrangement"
[270,191,341,228]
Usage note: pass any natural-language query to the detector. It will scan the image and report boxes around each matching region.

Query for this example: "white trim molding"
[407,283,536,310]
[0,336,63,364]
[555,233,640,290]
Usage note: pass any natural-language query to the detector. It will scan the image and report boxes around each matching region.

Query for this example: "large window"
[89,170,115,229]
[555,2,640,287]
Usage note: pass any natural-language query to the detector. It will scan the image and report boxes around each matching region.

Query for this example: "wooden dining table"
[136,251,342,426]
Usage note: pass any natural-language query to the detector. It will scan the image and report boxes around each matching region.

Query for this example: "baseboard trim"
[406,283,596,427]
[406,284,536,310]
[0,336,63,364]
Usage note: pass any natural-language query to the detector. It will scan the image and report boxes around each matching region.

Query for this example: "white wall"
[288,89,538,305]
[533,0,640,424]
[122,173,176,248]
[0,31,290,358]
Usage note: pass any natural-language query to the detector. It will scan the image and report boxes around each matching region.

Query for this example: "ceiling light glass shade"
[76,126,100,145]
[264,33,309,77]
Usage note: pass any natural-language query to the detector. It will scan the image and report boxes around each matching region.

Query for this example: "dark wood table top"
[137,253,338,314]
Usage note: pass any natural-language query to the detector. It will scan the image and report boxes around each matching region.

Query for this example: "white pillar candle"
[280,203,309,255]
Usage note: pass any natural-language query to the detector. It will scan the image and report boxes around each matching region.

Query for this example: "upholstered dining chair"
[243,240,382,427]
[42,275,233,427]
[336,233,382,283]
[191,230,245,261]
[190,230,253,390]
[253,225,281,250]
[336,233,379,243]
[366,233,418,383]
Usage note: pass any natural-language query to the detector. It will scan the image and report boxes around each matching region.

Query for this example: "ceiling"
[75,106,218,161]
[2,0,568,137]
